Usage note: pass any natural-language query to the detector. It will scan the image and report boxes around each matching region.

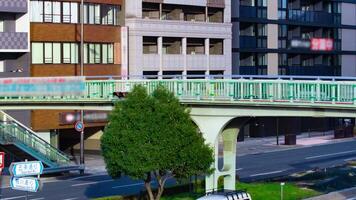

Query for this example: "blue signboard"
[10,161,44,177]
[10,177,41,193]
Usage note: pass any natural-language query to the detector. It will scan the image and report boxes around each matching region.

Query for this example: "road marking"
[67,173,108,181]
[250,170,285,177]
[71,179,113,187]
[236,168,243,171]
[305,150,356,160]
[1,196,32,200]
[344,157,356,162]
[30,198,45,200]
[112,182,144,189]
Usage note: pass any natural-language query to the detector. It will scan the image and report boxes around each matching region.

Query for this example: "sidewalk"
[236,131,355,156]
[304,187,356,200]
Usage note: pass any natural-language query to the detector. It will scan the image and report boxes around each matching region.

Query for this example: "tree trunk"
[155,185,164,200]
[145,181,155,200]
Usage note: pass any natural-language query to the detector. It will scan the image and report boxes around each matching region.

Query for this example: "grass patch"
[96,182,320,200]
[236,182,320,200]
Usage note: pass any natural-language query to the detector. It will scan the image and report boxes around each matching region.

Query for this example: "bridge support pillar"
[192,116,248,193]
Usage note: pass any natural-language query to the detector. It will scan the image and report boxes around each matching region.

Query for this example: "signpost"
[10,160,44,199]
[9,161,44,177]
[10,177,42,193]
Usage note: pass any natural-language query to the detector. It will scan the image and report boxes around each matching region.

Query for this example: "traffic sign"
[10,177,42,193]
[75,121,84,132]
[10,161,44,177]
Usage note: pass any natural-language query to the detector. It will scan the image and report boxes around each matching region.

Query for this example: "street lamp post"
[80,0,85,174]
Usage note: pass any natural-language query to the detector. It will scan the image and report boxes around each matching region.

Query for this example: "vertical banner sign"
[0,152,4,172]
[121,26,129,80]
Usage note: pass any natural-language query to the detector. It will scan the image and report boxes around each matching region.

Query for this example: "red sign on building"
[310,38,334,51]
[0,152,5,172]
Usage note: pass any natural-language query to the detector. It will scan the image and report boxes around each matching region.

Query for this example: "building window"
[44,43,61,64]
[210,39,224,55]
[84,43,114,64]
[0,20,3,32]
[163,38,182,54]
[143,37,158,54]
[208,8,223,23]
[30,0,120,25]
[62,43,79,64]
[142,2,160,20]
[32,43,44,64]
[187,38,205,55]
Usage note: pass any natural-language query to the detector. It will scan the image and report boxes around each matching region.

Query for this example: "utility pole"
[80,0,85,174]
[276,118,279,145]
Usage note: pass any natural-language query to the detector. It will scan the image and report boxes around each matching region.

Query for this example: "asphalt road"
[1,140,356,200]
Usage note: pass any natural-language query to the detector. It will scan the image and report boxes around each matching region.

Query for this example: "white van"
[197,191,252,200]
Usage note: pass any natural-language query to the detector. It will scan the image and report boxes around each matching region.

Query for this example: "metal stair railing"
[0,111,71,166]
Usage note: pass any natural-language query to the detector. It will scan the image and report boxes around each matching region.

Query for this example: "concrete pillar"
[158,37,163,78]
[192,116,248,192]
[183,37,187,77]
[205,38,210,78]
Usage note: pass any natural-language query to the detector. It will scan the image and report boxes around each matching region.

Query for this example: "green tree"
[101,85,214,200]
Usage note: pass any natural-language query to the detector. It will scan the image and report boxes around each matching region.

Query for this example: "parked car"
[197,191,252,200]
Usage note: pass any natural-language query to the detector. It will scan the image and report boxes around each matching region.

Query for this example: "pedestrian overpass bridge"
[1,77,356,192]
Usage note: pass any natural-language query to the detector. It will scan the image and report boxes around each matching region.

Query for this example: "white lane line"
[112,182,144,189]
[344,157,356,162]
[305,150,356,160]
[250,170,285,177]
[30,198,45,200]
[1,196,31,200]
[71,179,113,187]
[236,168,243,171]
[67,173,108,181]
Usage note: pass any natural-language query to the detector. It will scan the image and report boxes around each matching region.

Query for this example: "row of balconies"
[239,5,339,25]
[0,32,28,51]
[142,54,228,71]
[0,0,27,14]
[239,65,340,76]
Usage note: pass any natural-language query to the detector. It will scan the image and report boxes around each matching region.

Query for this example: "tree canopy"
[101,85,214,200]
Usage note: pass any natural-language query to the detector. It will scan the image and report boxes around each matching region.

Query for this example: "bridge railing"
[84,79,356,105]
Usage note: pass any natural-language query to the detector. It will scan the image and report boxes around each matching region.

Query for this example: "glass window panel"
[63,43,71,63]
[108,44,114,63]
[44,1,52,22]
[89,4,95,24]
[44,43,53,64]
[31,1,43,22]
[63,2,71,23]
[95,44,101,63]
[95,4,101,24]
[53,2,61,23]
[71,43,79,64]
[53,43,61,64]
[89,44,95,63]
[71,3,78,23]
[108,7,113,25]
[102,44,108,64]
[32,43,44,64]
[84,4,88,24]
[84,44,88,64]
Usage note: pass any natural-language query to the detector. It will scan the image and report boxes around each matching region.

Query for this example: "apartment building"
[124,0,232,78]
[233,0,356,138]
[28,0,122,151]
[233,0,356,76]
[0,0,30,77]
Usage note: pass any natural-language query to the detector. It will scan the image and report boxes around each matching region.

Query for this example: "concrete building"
[27,0,123,151]
[0,0,30,78]
[233,0,356,76]
[124,0,232,78]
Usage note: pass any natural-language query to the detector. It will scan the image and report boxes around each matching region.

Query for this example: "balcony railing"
[239,6,267,19]
[239,66,268,75]
[279,65,340,76]
[0,32,28,50]
[287,10,338,25]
